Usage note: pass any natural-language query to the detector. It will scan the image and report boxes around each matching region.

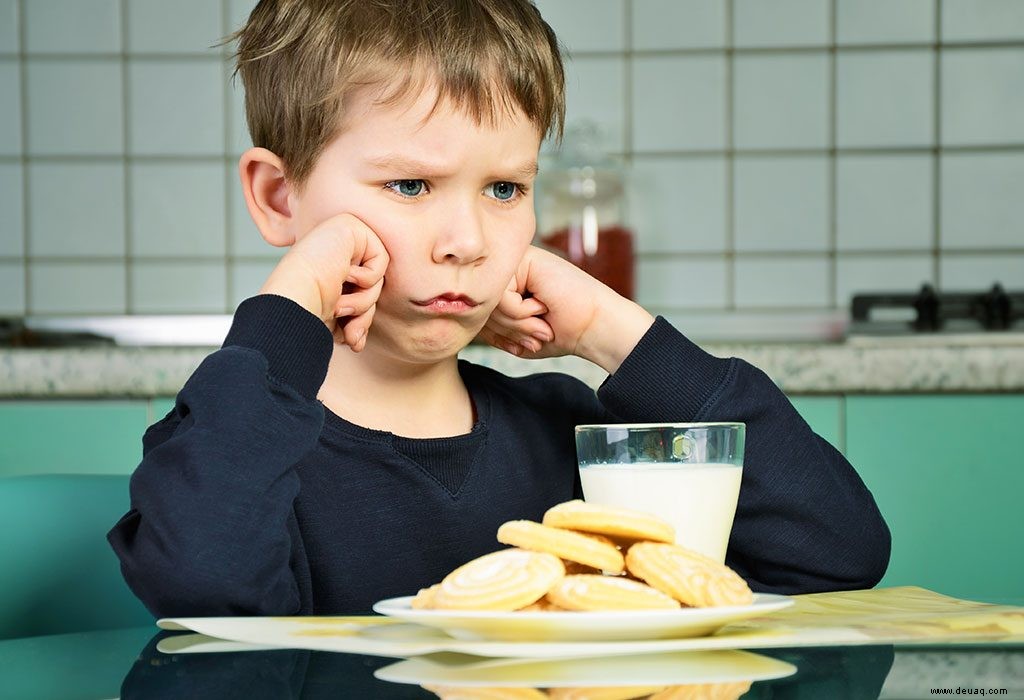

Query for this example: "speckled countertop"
[2,337,1023,397]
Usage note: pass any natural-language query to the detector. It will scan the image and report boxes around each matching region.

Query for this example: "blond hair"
[229,0,565,188]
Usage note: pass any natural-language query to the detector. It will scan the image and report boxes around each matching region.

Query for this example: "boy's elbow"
[833,516,892,591]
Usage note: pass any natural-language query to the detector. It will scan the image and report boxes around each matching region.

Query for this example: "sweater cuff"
[222,294,333,400]
[597,316,733,421]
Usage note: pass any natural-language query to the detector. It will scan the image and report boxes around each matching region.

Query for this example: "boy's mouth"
[413,293,480,314]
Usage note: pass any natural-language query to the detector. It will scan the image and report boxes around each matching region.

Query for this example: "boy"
[108,0,890,617]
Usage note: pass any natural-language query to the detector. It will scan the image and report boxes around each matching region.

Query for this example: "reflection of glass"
[374,649,794,697]
[575,423,744,563]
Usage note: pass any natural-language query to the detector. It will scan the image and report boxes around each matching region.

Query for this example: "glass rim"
[575,422,745,431]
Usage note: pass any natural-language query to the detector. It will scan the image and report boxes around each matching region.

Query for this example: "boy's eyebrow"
[365,154,539,180]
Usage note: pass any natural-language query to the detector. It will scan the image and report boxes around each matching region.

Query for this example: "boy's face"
[288,80,542,363]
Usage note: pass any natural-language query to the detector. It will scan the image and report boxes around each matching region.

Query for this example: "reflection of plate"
[375,649,797,688]
[372,593,793,642]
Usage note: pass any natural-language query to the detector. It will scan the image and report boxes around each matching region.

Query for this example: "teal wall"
[1,393,1021,606]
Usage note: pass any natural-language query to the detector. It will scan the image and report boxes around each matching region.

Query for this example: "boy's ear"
[238,148,297,247]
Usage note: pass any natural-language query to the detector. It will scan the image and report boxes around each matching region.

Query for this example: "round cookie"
[542,500,675,544]
[497,520,625,574]
[625,542,753,608]
[545,574,681,611]
[431,548,565,611]
[647,681,753,700]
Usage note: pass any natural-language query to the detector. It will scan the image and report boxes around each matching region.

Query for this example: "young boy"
[108,0,890,617]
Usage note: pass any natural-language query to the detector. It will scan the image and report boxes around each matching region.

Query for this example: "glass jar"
[535,121,635,300]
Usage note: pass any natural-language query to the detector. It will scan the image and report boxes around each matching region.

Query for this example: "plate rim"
[372,592,792,620]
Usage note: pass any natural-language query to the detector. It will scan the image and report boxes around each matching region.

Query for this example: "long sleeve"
[107,295,334,617]
[596,316,891,594]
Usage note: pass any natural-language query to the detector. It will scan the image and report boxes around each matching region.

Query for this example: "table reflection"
[121,630,895,699]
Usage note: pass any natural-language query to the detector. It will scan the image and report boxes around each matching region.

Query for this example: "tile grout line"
[827,0,838,309]
[120,0,133,313]
[932,0,943,289]
[16,0,29,315]
[724,0,735,310]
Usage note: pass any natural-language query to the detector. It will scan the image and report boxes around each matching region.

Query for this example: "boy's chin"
[376,317,481,363]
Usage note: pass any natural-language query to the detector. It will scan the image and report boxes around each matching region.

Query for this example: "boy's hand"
[478,246,654,374]
[259,213,389,352]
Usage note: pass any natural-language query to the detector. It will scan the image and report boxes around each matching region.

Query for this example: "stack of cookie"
[411,500,753,612]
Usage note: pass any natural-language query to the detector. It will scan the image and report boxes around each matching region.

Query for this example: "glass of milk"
[575,423,744,564]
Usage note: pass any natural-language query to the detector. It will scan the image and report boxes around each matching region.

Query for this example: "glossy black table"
[1,626,1022,699]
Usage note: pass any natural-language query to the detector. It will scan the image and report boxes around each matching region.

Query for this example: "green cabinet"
[846,395,1024,606]
[0,402,150,477]
[789,396,843,453]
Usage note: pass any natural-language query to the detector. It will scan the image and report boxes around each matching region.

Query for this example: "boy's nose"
[432,201,487,264]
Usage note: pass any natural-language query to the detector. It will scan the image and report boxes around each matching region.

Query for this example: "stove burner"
[851,283,1024,334]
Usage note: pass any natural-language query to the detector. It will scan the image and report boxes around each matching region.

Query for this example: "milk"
[579,463,742,563]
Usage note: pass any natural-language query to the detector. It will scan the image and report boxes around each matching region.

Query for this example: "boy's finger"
[344,304,375,350]
[337,276,384,317]
[498,288,548,319]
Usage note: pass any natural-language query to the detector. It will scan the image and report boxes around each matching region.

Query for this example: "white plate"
[372,593,793,642]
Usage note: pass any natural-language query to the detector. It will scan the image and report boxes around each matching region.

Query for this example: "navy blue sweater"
[108,294,890,617]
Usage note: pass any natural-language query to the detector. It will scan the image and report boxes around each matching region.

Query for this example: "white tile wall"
[940,254,1024,289]
[734,53,829,149]
[629,157,726,254]
[632,56,725,152]
[26,60,123,155]
[637,257,727,309]
[126,0,223,54]
[836,50,934,148]
[734,257,830,308]
[1,1,1021,324]
[28,162,125,256]
[128,60,225,155]
[534,0,623,54]
[0,262,24,313]
[941,0,1024,43]
[940,153,1024,250]
[24,0,121,54]
[0,61,19,155]
[733,0,830,48]
[0,0,18,54]
[631,0,725,50]
[836,155,933,251]
[131,261,226,313]
[734,156,829,252]
[229,259,277,308]
[29,261,126,313]
[129,162,225,257]
[562,57,625,152]
[836,0,935,45]
[941,49,1024,146]
[0,163,23,256]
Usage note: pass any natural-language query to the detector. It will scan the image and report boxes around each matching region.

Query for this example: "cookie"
[545,574,681,611]
[410,583,440,609]
[625,542,753,608]
[542,500,675,544]
[497,520,625,574]
[648,681,753,700]
[431,548,565,611]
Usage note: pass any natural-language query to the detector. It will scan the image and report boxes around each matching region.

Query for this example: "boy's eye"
[389,180,425,197]
[488,182,518,201]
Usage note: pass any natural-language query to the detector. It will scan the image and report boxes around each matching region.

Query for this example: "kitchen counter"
[3,337,1023,397]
